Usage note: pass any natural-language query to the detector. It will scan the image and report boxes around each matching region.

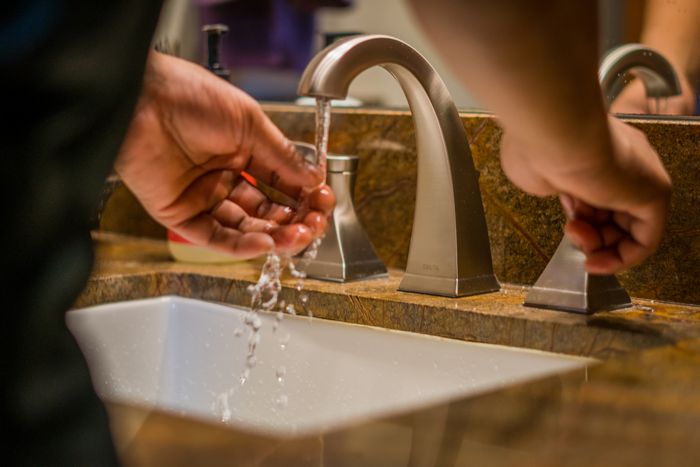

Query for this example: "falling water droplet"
[276,366,287,385]
[275,394,289,408]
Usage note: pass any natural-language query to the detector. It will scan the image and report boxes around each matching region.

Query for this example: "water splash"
[218,97,332,415]
[218,392,232,422]
[287,237,322,319]
[275,394,289,408]
[279,333,290,350]
[276,366,286,385]
[241,253,284,385]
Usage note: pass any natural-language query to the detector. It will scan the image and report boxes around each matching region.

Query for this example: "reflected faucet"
[599,43,681,105]
[298,34,499,297]
[525,43,680,314]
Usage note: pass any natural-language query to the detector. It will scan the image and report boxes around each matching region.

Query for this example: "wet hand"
[116,52,335,259]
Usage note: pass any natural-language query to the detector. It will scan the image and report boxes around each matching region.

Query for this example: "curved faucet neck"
[298,34,498,297]
[599,43,681,106]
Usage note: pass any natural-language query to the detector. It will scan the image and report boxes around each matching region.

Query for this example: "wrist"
[502,110,615,177]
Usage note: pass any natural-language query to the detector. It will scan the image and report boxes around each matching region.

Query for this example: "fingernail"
[559,194,575,220]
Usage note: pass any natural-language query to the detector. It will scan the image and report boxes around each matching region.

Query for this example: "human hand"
[610,71,696,115]
[116,52,335,259]
[500,116,671,274]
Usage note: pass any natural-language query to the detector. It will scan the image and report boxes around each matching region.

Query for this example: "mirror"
[154,0,699,118]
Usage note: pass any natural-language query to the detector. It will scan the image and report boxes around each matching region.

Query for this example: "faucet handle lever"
[524,236,631,314]
[305,153,388,282]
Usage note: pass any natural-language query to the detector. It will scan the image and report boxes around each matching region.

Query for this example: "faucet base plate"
[399,272,500,298]
[524,283,632,315]
[306,259,388,283]
[524,237,632,314]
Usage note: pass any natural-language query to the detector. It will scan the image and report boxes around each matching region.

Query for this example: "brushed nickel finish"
[599,43,681,104]
[305,153,388,282]
[298,34,498,297]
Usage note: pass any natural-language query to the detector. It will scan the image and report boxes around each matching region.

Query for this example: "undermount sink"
[67,296,594,437]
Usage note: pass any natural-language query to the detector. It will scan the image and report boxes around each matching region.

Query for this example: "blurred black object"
[196,0,353,100]
[202,23,231,81]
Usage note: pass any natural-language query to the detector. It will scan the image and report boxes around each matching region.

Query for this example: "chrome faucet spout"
[298,34,499,297]
[599,43,681,104]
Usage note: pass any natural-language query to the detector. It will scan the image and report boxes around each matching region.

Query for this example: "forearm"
[408,0,610,171]
[641,0,700,89]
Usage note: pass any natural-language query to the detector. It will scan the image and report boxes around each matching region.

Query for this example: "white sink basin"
[67,296,593,437]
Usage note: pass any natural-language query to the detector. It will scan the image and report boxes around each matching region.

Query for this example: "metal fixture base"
[305,216,388,283]
[524,237,632,314]
[399,272,499,298]
[305,153,388,283]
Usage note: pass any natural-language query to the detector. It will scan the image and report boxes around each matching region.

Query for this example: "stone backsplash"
[99,105,700,304]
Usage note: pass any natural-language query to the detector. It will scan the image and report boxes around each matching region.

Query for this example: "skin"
[611,0,700,115]
[116,52,335,259]
[408,0,672,274]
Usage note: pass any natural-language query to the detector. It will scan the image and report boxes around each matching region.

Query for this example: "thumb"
[243,109,325,199]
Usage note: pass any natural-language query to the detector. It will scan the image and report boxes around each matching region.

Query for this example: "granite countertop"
[77,232,700,466]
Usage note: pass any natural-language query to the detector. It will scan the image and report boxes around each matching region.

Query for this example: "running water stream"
[217,98,332,420]
[315,97,332,182]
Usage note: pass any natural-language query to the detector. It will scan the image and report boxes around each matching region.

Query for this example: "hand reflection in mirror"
[611,0,700,116]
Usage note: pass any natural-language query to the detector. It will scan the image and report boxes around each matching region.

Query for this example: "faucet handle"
[305,153,388,282]
[524,236,631,314]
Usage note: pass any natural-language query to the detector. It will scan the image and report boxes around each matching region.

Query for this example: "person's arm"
[116,51,335,259]
[612,0,700,115]
[408,0,671,274]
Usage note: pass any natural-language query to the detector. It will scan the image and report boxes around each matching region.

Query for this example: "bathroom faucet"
[298,34,499,297]
[525,43,680,314]
[599,43,681,106]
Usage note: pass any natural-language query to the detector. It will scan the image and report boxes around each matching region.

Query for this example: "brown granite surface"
[80,232,687,359]
[100,106,700,305]
[264,105,700,306]
[78,233,700,466]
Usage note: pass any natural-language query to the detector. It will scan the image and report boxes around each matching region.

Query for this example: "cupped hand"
[500,116,671,274]
[116,52,335,259]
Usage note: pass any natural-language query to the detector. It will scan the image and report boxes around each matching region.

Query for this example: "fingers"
[173,210,319,259]
[307,185,336,217]
[245,111,325,198]
[174,214,276,260]
[213,196,327,246]
[583,235,650,275]
[566,218,625,252]
[174,184,331,259]
[564,213,662,275]
[156,170,236,225]
[211,200,277,234]
[300,211,328,237]
[229,180,296,224]
[270,225,315,255]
